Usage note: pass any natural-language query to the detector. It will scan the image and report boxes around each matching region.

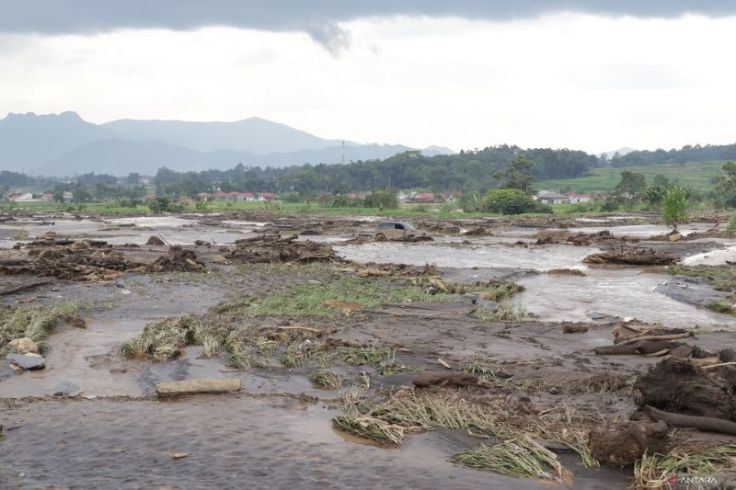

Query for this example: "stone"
[7,353,46,370]
[8,337,39,354]
[156,378,241,397]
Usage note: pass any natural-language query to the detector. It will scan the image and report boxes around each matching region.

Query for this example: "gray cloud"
[1,0,734,54]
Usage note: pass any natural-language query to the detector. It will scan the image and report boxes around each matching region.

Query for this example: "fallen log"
[594,340,684,356]
[156,378,242,397]
[644,405,736,436]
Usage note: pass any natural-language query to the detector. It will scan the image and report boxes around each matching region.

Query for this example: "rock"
[562,324,589,334]
[52,381,80,396]
[8,337,39,354]
[146,235,166,246]
[156,378,241,397]
[589,420,669,467]
[7,353,45,370]
[669,232,683,242]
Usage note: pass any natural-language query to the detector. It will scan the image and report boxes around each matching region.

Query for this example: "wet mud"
[1,211,736,488]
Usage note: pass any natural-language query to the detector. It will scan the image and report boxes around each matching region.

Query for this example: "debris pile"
[1,238,137,281]
[227,232,340,264]
[535,229,619,246]
[146,246,206,273]
[584,247,677,266]
[635,358,736,436]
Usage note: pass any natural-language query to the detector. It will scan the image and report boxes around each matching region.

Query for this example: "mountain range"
[0,112,452,176]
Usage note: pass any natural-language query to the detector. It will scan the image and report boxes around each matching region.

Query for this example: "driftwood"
[617,331,694,346]
[594,340,684,356]
[156,378,242,397]
[645,405,736,436]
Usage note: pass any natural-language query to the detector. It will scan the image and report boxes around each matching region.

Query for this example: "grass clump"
[476,281,525,301]
[473,302,526,322]
[247,277,452,317]
[337,346,403,375]
[0,303,83,356]
[309,371,343,390]
[451,436,568,481]
[332,415,405,445]
[461,359,513,387]
[634,445,736,489]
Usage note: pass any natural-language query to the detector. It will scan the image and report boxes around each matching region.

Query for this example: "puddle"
[336,242,593,271]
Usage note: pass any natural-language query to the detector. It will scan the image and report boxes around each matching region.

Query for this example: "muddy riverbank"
[1,211,735,488]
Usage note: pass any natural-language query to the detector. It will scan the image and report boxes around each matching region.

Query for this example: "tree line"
[153,146,598,196]
[609,143,736,167]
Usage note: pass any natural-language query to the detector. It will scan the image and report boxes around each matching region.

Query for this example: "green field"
[535,161,726,194]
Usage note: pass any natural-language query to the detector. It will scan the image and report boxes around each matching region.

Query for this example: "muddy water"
[0,396,614,490]
[495,223,714,239]
[0,276,229,398]
[517,269,735,328]
[682,244,736,265]
[338,238,736,327]
[0,216,267,248]
[336,242,594,271]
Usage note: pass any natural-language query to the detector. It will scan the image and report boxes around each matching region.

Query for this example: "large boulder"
[8,353,46,370]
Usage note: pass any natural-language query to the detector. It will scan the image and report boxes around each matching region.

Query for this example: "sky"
[0,1,735,154]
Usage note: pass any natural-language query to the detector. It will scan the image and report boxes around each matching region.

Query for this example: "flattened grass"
[451,437,566,480]
[634,445,736,489]
[0,303,83,356]
[247,277,452,317]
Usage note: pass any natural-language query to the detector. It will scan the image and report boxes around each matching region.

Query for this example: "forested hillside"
[610,143,736,167]
[153,146,599,195]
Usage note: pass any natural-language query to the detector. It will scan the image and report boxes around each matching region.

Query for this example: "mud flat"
[1,211,736,488]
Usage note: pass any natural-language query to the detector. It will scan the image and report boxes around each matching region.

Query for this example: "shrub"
[483,189,539,215]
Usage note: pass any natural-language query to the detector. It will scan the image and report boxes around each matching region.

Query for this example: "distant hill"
[0,112,113,172]
[35,139,423,176]
[101,117,346,154]
[0,111,453,176]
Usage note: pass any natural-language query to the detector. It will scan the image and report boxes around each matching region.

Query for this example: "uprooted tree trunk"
[634,358,736,432]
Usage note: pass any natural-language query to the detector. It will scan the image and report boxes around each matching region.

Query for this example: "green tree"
[484,189,540,214]
[502,155,534,192]
[715,161,736,208]
[614,171,646,211]
[643,174,671,206]
[662,186,689,232]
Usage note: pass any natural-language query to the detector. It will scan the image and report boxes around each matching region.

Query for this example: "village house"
[411,192,437,204]
[567,193,593,204]
[535,190,567,205]
[7,192,34,202]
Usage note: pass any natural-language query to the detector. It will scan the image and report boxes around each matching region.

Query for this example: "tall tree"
[502,155,534,192]
[662,186,689,232]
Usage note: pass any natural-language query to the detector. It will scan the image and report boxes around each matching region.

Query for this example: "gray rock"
[7,353,45,370]
[52,381,80,396]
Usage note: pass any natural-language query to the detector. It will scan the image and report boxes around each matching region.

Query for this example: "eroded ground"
[1,211,735,489]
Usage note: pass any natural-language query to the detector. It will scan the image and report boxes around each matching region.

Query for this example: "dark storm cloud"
[1,0,734,53]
